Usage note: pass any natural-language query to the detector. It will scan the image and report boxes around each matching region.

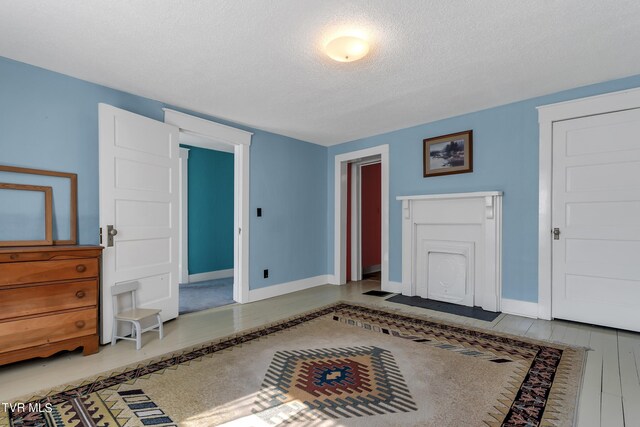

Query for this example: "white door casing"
[178,147,190,284]
[163,108,252,304]
[550,108,640,331]
[350,162,361,282]
[333,145,389,290]
[349,159,382,282]
[99,104,180,344]
[537,86,640,321]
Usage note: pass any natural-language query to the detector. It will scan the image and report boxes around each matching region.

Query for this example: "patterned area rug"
[2,302,585,426]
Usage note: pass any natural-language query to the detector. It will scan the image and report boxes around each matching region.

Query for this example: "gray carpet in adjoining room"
[179,277,235,314]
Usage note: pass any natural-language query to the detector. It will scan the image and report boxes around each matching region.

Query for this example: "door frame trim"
[178,147,190,284]
[350,159,382,282]
[536,86,640,320]
[350,162,361,282]
[333,145,389,290]
[164,109,253,303]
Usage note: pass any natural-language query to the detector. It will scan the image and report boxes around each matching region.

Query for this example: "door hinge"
[99,227,103,244]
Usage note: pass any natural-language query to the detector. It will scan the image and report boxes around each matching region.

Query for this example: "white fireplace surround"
[397,191,503,312]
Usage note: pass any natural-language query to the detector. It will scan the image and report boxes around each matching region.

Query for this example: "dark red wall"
[346,165,352,282]
[361,163,381,270]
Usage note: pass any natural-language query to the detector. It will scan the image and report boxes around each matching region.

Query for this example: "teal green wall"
[182,145,234,274]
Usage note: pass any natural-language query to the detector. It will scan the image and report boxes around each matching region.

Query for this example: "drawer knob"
[76,264,87,273]
[76,290,86,299]
[75,320,86,328]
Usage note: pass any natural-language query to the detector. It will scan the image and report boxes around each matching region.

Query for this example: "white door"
[99,104,180,343]
[552,107,640,331]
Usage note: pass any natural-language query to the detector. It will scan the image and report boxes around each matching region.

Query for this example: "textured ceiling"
[1,1,640,146]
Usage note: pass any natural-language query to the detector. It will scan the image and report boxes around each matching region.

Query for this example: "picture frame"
[0,183,53,247]
[0,165,78,245]
[423,130,473,177]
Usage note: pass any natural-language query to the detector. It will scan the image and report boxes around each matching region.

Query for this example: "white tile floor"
[1,279,639,426]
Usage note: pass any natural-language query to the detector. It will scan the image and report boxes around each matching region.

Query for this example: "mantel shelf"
[397,191,503,201]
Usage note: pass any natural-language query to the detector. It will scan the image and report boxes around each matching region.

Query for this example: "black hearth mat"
[363,290,394,297]
[386,294,500,321]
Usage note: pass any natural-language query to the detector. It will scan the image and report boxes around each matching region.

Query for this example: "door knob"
[107,225,118,247]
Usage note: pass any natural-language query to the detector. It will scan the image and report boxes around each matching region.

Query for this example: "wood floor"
[1,279,639,426]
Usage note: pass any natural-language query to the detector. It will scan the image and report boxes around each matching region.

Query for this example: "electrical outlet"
[263,269,269,278]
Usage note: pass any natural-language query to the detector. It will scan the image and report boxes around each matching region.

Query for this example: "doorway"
[548,108,640,331]
[99,105,251,343]
[333,145,390,291]
[178,137,235,314]
[538,87,640,330]
[346,160,382,285]
[164,108,252,305]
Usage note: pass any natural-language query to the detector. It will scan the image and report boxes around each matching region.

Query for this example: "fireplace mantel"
[397,191,503,201]
[397,191,503,312]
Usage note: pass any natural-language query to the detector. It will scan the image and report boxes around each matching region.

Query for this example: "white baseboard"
[501,298,539,319]
[189,269,234,283]
[327,274,339,285]
[249,275,332,302]
[384,280,402,293]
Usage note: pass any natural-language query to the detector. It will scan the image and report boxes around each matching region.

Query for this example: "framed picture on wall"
[423,130,473,177]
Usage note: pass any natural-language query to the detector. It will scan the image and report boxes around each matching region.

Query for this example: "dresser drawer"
[0,258,99,286]
[0,308,97,354]
[0,280,97,321]
[0,247,102,263]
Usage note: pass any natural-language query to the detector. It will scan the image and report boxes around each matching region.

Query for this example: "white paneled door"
[99,104,180,344]
[552,107,640,331]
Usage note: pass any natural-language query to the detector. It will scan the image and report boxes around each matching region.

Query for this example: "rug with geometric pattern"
[2,302,585,426]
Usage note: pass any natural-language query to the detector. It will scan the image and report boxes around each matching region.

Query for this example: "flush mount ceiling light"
[325,35,370,62]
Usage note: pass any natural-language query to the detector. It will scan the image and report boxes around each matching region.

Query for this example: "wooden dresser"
[0,246,103,365]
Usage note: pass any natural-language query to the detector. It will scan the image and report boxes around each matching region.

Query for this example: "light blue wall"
[327,74,640,302]
[0,188,46,241]
[0,172,72,241]
[0,56,166,245]
[249,131,328,289]
[181,145,234,275]
[4,54,639,301]
[0,56,327,289]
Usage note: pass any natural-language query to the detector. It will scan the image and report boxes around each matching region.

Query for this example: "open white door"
[99,104,180,344]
